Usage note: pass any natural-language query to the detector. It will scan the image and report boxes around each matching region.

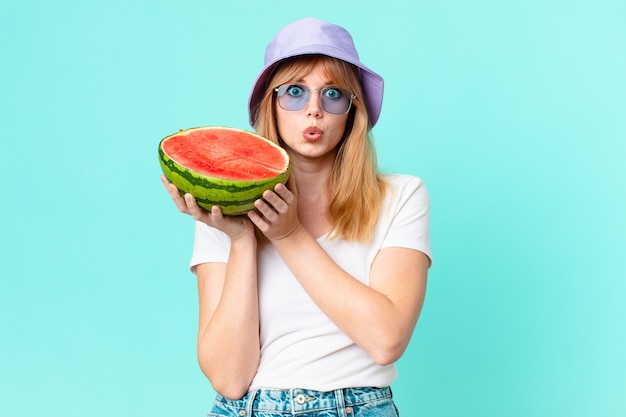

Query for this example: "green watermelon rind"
[159,126,291,216]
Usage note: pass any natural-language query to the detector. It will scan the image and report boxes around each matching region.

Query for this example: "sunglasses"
[274,84,356,115]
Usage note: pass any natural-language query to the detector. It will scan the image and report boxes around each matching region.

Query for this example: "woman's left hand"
[247,176,301,241]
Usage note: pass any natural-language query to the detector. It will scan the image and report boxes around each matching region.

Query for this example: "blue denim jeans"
[207,386,399,416]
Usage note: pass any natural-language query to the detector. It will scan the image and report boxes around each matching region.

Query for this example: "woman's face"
[274,61,350,162]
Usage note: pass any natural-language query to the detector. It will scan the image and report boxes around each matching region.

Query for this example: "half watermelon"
[159,126,291,215]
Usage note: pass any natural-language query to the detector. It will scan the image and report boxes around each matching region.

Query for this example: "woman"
[162,17,431,417]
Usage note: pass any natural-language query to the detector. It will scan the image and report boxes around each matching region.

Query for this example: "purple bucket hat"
[248,17,384,128]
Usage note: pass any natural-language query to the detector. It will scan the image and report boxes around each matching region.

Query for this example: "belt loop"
[245,389,259,416]
[334,388,347,417]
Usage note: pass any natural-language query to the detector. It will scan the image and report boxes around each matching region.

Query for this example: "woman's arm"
[195,236,260,400]
[249,182,429,365]
[270,229,428,365]
[161,176,260,399]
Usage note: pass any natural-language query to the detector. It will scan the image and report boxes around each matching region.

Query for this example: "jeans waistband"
[216,386,392,414]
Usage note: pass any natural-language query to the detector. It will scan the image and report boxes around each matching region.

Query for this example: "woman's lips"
[303,126,323,141]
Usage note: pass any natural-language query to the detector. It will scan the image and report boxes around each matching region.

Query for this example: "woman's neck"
[289,151,334,198]
[289,154,335,238]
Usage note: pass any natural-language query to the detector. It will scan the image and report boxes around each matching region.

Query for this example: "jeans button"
[296,393,306,404]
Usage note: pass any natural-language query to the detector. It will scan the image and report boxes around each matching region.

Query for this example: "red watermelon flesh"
[162,128,287,181]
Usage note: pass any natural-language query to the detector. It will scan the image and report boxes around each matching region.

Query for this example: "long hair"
[252,55,386,242]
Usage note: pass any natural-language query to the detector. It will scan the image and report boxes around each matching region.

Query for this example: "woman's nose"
[305,90,323,118]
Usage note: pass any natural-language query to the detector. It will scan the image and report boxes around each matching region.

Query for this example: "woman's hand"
[160,175,254,240]
[247,176,301,241]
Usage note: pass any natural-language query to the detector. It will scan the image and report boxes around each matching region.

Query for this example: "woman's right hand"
[160,175,255,240]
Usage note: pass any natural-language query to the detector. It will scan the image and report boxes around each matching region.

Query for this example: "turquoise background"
[1,1,624,416]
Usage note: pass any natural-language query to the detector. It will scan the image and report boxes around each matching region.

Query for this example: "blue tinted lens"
[276,84,308,111]
[320,87,349,114]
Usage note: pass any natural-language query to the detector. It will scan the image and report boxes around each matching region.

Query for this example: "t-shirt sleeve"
[381,176,432,265]
[189,221,231,274]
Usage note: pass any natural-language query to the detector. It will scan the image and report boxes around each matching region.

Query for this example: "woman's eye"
[287,85,305,97]
[324,88,342,99]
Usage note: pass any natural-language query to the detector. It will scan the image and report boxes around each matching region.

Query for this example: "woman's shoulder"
[381,173,427,190]
[380,173,429,209]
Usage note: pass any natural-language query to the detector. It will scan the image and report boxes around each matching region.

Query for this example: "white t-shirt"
[189,174,431,391]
